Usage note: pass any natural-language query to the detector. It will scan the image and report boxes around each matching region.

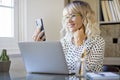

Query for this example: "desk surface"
[0,72,85,80]
[0,55,85,80]
[0,55,119,80]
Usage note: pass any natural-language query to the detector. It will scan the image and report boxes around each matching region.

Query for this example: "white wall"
[1,0,65,54]
[25,0,64,41]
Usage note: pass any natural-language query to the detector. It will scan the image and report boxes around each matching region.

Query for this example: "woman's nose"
[68,17,73,23]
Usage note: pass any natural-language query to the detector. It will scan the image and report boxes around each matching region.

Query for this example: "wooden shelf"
[99,21,120,25]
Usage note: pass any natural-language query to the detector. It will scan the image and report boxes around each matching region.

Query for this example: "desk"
[0,72,86,80]
[1,55,119,80]
[0,55,86,80]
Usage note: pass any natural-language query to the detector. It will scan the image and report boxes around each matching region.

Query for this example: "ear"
[82,17,88,27]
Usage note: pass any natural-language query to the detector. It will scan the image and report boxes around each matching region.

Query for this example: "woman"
[33,0,105,74]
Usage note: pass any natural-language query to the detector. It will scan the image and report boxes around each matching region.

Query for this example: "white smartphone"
[35,18,46,41]
[36,18,44,31]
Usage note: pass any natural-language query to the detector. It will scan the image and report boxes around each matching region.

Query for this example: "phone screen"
[35,18,46,41]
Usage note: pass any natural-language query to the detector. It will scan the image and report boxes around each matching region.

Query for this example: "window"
[0,0,19,53]
[0,0,14,37]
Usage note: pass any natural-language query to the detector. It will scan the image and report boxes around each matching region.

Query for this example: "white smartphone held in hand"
[36,18,44,31]
[35,18,46,41]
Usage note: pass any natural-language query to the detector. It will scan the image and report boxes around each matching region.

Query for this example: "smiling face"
[62,1,88,36]
[61,1,99,39]
[64,13,83,33]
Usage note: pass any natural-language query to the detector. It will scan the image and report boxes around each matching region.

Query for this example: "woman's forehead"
[63,9,79,16]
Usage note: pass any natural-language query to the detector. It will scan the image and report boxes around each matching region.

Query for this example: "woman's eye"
[72,15,76,17]
[66,16,69,19]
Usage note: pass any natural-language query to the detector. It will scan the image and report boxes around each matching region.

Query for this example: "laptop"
[18,41,72,75]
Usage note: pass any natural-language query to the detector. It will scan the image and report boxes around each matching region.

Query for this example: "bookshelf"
[99,0,120,65]
[69,0,120,65]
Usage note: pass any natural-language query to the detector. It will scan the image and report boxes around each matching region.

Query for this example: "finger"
[36,34,46,41]
[39,31,45,39]
[41,35,46,41]
[32,27,41,41]
[35,30,45,41]
[32,33,35,40]
[35,27,41,38]
[35,37,41,41]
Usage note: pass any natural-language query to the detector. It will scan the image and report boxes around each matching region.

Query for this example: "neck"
[73,34,87,46]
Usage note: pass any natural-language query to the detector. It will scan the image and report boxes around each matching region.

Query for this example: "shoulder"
[94,36,105,46]
[96,36,105,42]
[90,36,105,50]
[85,36,105,50]
[87,35,105,45]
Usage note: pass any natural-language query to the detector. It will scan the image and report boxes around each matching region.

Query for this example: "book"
[109,0,116,21]
[101,0,109,22]
[105,0,112,21]
[116,0,120,14]
[112,0,119,21]
[86,72,120,80]
[114,0,120,21]
[100,3,104,21]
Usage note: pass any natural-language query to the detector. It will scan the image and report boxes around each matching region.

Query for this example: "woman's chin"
[69,30,74,33]
[69,29,77,33]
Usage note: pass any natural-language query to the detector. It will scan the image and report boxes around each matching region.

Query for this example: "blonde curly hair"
[60,0,100,40]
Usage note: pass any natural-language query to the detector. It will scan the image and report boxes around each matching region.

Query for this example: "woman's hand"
[73,27,86,46]
[32,27,46,41]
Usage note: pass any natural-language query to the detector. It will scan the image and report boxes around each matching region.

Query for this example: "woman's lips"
[68,24,75,28]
